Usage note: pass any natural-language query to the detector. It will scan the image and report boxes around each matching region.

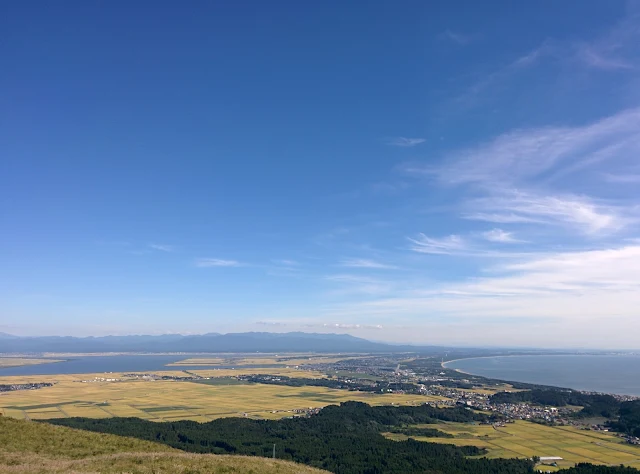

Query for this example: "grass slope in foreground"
[0,416,328,474]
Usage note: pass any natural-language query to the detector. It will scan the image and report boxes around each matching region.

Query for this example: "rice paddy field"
[0,370,446,422]
[385,421,640,470]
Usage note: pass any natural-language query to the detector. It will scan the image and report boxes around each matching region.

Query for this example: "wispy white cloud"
[387,137,426,147]
[95,240,131,247]
[467,192,629,235]
[438,30,472,45]
[463,213,541,224]
[149,243,174,252]
[577,46,634,71]
[421,108,640,186]
[255,320,383,330]
[454,8,640,110]
[408,232,531,257]
[604,173,640,183]
[574,6,640,71]
[271,259,299,266]
[314,323,383,330]
[340,258,399,270]
[454,42,551,106]
[266,259,303,278]
[327,246,640,335]
[370,181,410,194]
[326,274,392,295]
[408,234,468,255]
[404,107,640,236]
[195,258,242,268]
[481,228,521,243]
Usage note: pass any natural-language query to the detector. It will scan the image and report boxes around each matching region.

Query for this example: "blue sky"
[2,1,640,348]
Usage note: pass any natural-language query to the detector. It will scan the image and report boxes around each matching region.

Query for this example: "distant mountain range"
[0,331,434,354]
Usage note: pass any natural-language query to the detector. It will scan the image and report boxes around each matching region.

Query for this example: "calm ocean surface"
[445,355,640,396]
[0,355,283,376]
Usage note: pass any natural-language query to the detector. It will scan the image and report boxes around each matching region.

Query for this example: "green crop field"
[385,420,640,471]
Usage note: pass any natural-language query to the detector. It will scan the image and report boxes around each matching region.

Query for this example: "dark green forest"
[610,400,640,437]
[47,401,639,474]
[559,465,640,474]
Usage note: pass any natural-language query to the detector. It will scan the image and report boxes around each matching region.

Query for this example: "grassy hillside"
[0,416,328,473]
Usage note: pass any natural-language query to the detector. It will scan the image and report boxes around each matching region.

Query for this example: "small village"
[0,382,54,392]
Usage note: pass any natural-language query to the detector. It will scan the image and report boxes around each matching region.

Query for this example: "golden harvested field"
[193,368,328,378]
[0,357,64,368]
[0,371,446,422]
[385,420,640,470]
[0,368,325,385]
[0,416,328,473]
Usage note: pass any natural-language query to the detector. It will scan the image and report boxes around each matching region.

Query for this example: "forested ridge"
[47,401,639,474]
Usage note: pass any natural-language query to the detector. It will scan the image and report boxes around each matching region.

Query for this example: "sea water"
[445,354,640,396]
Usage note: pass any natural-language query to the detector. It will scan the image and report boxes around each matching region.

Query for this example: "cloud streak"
[149,243,174,252]
[340,258,399,270]
[466,192,629,235]
[404,108,640,237]
[195,258,242,268]
[408,234,468,255]
[328,246,640,332]
[481,229,521,243]
[387,137,426,147]
[438,30,472,45]
[419,108,640,186]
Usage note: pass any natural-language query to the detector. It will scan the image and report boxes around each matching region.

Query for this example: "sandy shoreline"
[440,354,536,372]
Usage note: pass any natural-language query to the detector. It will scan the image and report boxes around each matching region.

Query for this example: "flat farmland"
[0,372,445,422]
[0,367,324,385]
[0,357,64,368]
[167,354,366,367]
[385,420,640,470]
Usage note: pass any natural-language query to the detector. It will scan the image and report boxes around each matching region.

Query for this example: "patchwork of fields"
[385,421,640,470]
[0,370,445,422]
[3,359,640,470]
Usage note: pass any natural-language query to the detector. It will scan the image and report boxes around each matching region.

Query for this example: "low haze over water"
[445,355,640,396]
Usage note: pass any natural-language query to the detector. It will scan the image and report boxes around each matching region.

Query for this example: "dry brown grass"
[0,451,328,473]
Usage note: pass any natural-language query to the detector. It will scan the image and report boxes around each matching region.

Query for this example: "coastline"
[441,354,640,397]
[440,353,550,374]
[441,352,631,371]
[441,354,527,368]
